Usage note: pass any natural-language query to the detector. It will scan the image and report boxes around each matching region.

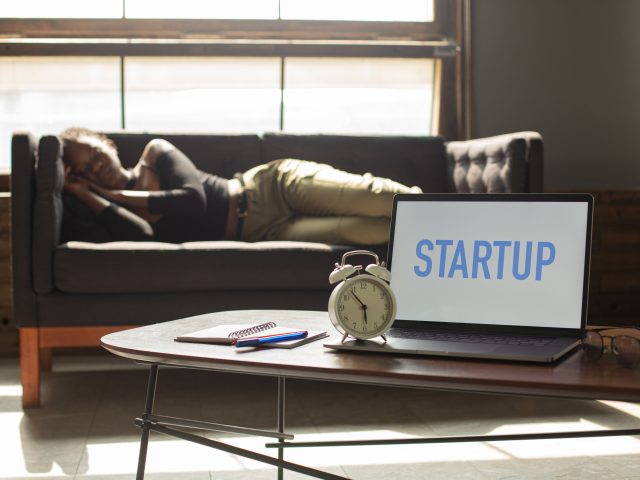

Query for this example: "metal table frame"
[133,363,640,480]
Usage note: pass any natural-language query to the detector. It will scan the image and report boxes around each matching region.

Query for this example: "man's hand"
[90,181,161,223]
[89,181,115,199]
[63,166,92,197]
[62,166,111,214]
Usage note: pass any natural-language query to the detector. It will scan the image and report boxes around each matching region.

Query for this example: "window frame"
[0,0,468,179]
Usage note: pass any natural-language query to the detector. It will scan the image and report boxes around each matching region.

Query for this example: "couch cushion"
[54,240,359,294]
[262,133,448,193]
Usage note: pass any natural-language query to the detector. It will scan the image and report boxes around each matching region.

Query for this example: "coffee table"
[101,309,640,480]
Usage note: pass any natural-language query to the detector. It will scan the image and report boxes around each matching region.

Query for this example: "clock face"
[334,275,396,339]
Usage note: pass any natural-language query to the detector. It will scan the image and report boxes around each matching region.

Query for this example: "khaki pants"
[239,159,421,245]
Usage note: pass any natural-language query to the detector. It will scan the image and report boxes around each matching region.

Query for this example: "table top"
[101,309,640,402]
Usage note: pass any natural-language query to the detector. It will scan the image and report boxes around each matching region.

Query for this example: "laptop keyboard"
[388,328,553,347]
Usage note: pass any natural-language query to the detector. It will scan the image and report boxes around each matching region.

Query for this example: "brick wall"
[588,191,640,327]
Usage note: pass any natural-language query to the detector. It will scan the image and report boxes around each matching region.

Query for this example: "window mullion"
[279,57,285,131]
[120,56,126,129]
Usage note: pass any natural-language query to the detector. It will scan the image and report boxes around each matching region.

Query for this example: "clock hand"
[351,289,365,307]
[351,289,368,324]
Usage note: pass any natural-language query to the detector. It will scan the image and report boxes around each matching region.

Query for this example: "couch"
[11,130,543,407]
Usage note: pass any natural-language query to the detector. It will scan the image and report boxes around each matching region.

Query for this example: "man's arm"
[90,139,206,220]
[64,172,154,240]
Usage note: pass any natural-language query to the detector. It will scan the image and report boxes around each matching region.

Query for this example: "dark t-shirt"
[61,148,230,243]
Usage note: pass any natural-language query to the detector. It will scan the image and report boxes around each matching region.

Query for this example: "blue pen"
[235,331,308,348]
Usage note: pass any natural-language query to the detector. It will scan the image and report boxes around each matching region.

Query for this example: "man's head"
[60,127,129,189]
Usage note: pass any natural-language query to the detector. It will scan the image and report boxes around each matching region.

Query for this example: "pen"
[235,330,308,348]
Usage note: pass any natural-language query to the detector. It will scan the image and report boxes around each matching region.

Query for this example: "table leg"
[136,364,159,480]
[277,376,286,480]
[131,367,346,479]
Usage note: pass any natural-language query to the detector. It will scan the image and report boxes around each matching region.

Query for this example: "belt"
[225,174,248,240]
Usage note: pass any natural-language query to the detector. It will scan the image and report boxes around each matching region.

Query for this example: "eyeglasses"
[582,327,640,367]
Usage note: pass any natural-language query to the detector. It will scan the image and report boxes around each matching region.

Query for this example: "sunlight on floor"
[599,399,640,418]
[1,413,639,478]
[0,385,22,396]
[1,357,639,479]
[77,435,504,475]
[3,396,640,477]
[486,420,640,458]
[4,424,633,477]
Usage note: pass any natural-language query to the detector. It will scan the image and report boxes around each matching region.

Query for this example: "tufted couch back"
[447,131,543,194]
[104,131,543,195]
[105,132,450,195]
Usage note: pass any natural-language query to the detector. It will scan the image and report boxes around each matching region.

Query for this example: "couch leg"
[39,347,53,372]
[20,328,41,408]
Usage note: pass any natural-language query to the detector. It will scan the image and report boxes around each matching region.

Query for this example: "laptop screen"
[387,194,593,333]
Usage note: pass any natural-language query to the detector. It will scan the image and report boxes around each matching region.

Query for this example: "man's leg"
[239,161,290,242]
[271,216,391,245]
[279,159,421,218]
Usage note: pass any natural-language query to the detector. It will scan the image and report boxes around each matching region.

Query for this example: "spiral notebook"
[175,321,328,348]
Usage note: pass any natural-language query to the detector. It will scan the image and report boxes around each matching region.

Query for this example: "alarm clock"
[328,250,397,343]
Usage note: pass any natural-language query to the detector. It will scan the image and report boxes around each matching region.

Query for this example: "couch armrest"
[32,135,65,294]
[11,132,38,327]
[446,131,544,193]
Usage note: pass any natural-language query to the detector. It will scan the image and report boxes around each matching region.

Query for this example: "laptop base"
[323,336,580,363]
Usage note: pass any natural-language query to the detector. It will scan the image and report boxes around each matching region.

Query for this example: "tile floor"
[1,353,640,479]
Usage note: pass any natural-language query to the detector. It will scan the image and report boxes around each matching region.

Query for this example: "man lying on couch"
[61,127,422,246]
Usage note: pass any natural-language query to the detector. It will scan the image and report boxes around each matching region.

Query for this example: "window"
[0,58,120,168]
[125,57,281,133]
[2,0,122,18]
[279,0,433,22]
[283,58,435,135]
[5,0,432,21]
[0,0,460,171]
[125,0,279,19]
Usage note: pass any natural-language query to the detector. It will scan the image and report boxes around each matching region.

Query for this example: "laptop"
[325,193,593,363]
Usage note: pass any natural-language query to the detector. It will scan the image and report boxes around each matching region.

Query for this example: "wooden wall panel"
[0,192,11,327]
[0,193,16,355]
